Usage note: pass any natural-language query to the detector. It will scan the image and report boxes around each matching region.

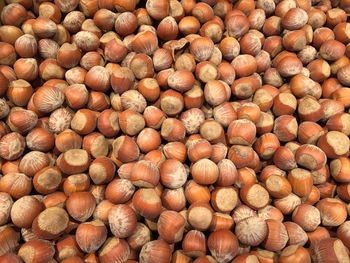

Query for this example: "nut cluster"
[0,0,350,262]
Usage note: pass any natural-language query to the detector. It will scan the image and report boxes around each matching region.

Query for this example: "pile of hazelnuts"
[1,0,350,262]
